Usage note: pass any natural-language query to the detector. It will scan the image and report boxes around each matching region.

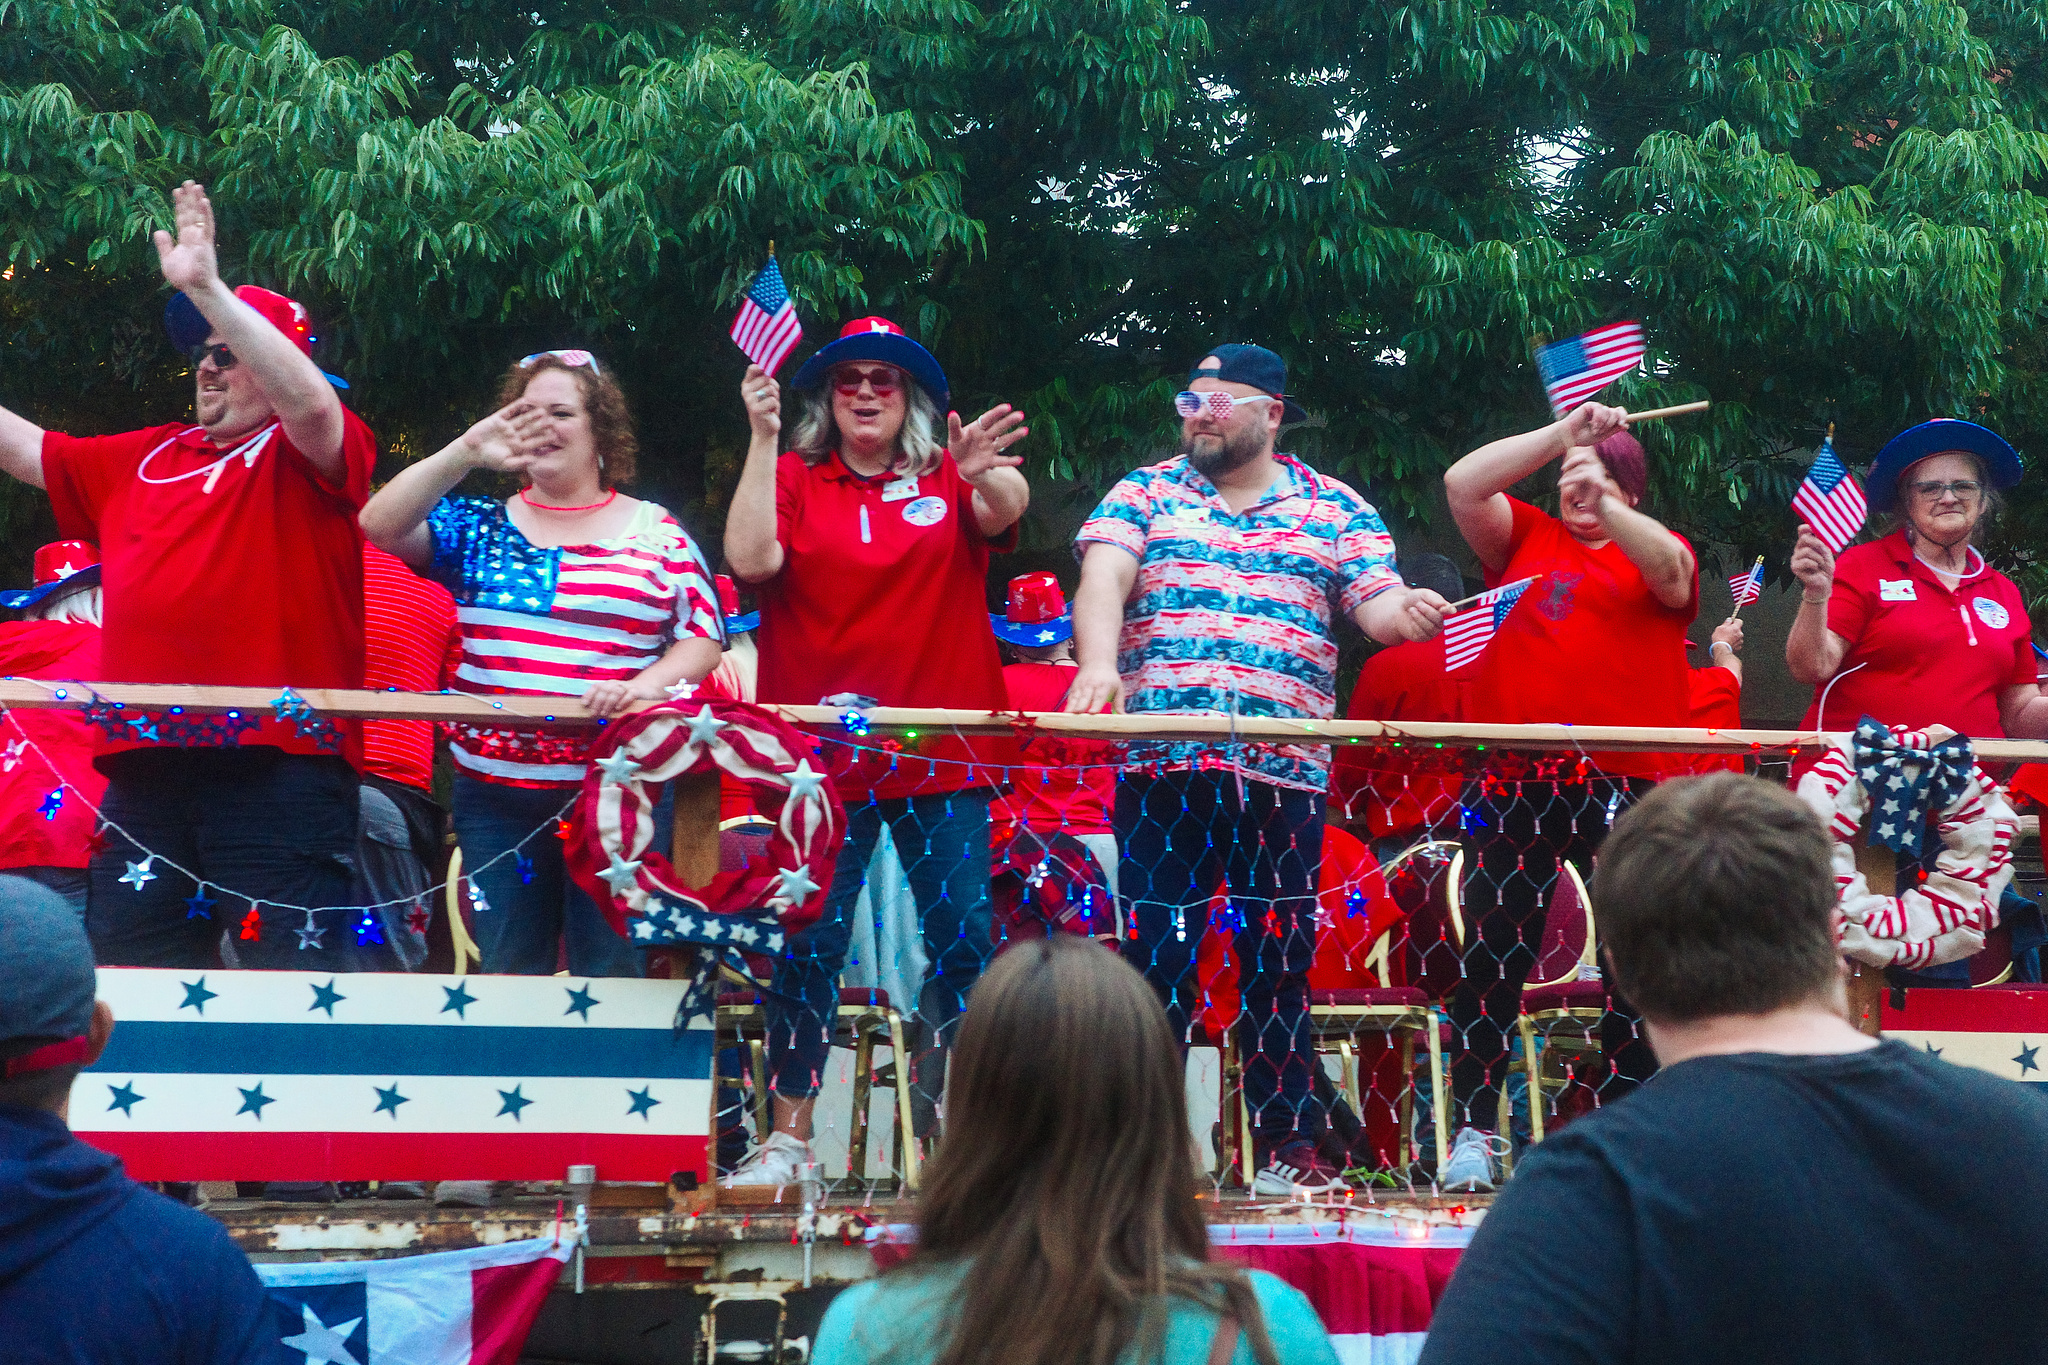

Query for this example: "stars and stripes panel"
[1791,435,1868,553]
[1533,322,1645,415]
[730,255,803,375]
[1882,986,2048,1086]
[1441,576,1538,671]
[72,969,712,1182]
[1728,558,1763,609]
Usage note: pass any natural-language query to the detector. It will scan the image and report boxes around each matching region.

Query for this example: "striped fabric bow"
[1851,717,1975,858]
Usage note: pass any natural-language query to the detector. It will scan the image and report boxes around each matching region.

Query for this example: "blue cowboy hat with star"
[791,316,949,403]
[1866,419,2022,514]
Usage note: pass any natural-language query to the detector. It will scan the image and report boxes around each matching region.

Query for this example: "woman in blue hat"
[1788,419,2048,738]
[723,317,1030,1186]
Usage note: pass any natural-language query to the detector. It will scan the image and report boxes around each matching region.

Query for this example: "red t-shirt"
[990,662,1116,839]
[42,414,376,763]
[1675,664,1744,775]
[0,621,109,870]
[362,544,459,793]
[1333,635,1470,841]
[755,450,1011,800]
[1798,529,2034,738]
[1467,497,1696,776]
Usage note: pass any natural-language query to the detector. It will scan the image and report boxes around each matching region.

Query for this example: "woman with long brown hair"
[813,936,1339,1365]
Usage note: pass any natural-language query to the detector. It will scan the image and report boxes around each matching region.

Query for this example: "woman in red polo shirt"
[723,318,1030,1185]
[1788,419,2048,740]
[1438,399,1699,1187]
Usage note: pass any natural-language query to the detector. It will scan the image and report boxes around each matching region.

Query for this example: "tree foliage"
[7,0,2048,617]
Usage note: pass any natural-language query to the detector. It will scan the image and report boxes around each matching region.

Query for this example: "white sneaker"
[1250,1141,1348,1198]
[1440,1126,1508,1192]
[722,1131,817,1188]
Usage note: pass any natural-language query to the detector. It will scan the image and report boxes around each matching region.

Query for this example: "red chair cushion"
[1521,979,1605,1014]
[1311,987,1428,1007]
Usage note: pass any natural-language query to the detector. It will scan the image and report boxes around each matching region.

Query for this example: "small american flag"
[1534,322,1646,416]
[729,254,803,374]
[1791,434,1867,552]
[1443,575,1539,670]
[1728,557,1764,609]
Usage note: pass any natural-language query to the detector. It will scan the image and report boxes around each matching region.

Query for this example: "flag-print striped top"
[427,496,722,787]
[1078,455,1403,790]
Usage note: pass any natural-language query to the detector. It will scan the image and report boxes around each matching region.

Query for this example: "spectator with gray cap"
[0,875,284,1361]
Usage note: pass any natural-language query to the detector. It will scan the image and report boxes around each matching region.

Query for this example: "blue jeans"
[765,789,993,1121]
[452,773,647,978]
[87,748,368,971]
[1116,770,1325,1143]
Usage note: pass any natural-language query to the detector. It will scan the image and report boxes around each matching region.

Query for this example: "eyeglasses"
[832,365,903,396]
[1908,479,1983,501]
[1173,390,1276,422]
[187,342,236,371]
[518,349,602,375]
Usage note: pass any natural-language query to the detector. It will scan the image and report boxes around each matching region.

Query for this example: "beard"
[1181,423,1266,478]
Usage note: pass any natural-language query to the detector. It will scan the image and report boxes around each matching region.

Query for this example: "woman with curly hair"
[363,349,723,976]
[814,935,1340,1365]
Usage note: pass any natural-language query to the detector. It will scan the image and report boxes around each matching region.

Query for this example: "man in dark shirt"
[0,876,284,1363]
[1421,771,2048,1365]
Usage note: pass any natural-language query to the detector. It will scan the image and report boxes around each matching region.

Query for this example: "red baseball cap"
[164,285,348,388]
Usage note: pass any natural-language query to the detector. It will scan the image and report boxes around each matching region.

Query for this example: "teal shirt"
[813,1261,1342,1365]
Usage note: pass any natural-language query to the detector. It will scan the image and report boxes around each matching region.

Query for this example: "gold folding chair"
[717,984,922,1191]
[1503,860,1604,1159]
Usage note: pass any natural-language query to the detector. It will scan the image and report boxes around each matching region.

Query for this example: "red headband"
[3,1035,90,1079]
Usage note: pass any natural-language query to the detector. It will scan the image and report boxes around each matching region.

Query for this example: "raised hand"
[458,400,548,473]
[1712,616,1744,653]
[950,403,1028,479]
[1559,401,1628,451]
[1557,445,1615,518]
[742,364,781,441]
[1790,524,1834,601]
[151,181,222,296]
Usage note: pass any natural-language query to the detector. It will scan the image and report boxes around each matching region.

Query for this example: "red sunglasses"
[832,365,903,396]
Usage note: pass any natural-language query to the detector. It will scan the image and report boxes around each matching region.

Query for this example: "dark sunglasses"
[187,342,237,371]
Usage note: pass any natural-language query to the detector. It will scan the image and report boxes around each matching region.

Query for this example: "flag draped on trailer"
[257,1236,571,1365]
[1792,434,1868,552]
[730,255,803,374]
[71,969,713,1182]
[1533,322,1645,415]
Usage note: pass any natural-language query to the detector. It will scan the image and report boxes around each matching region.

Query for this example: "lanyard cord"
[135,422,279,489]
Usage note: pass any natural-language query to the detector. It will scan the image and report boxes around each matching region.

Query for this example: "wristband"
[1710,640,1733,655]
[1802,592,1829,604]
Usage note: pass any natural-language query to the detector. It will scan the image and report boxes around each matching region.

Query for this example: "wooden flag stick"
[1623,399,1710,423]
[1442,589,1490,613]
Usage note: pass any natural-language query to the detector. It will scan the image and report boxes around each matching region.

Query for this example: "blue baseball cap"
[0,877,96,1076]
[1189,344,1308,423]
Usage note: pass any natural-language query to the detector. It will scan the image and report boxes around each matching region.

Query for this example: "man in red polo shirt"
[0,182,375,970]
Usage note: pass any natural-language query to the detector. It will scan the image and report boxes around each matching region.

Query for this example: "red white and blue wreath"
[566,698,843,955]
[1796,719,2018,971]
